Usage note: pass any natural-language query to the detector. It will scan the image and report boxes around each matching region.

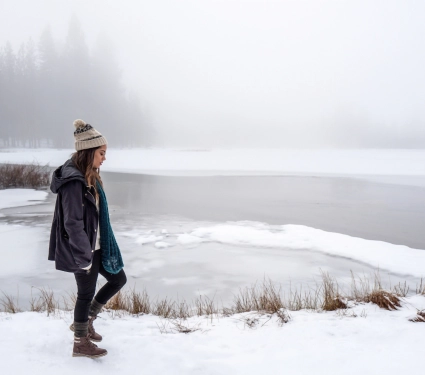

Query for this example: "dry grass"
[152,297,176,318]
[276,309,291,325]
[62,292,77,311]
[392,281,409,297]
[128,288,151,315]
[366,290,401,311]
[350,271,401,310]
[0,163,50,189]
[156,318,201,334]
[23,287,59,315]
[105,290,127,311]
[0,271,418,324]
[335,308,358,318]
[231,279,285,314]
[320,271,348,311]
[409,310,425,323]
[241,315,260,328]
[0,292,21,313]
[284,284,321,311]
[170,319,201,334]
[195,295,218,317]
[416,279,425,295]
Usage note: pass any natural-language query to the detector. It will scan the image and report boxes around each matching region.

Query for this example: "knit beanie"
[73,119,108,151]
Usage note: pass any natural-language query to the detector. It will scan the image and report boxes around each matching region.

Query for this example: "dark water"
[101,173,425,249]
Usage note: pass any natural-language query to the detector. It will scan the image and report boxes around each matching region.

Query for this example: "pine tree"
[58,14,92,146]
[38,25,59,146]
[1,42,17,147]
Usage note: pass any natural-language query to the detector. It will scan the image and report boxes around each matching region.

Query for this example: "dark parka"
[48,159,99,273]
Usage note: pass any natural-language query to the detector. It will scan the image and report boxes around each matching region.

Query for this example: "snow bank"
[0,148,424,177]
[0,189,48,210]
[174,222,425,277]
[1,295,425,375]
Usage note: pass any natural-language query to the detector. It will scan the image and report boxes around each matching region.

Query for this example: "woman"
[49,119,126,358]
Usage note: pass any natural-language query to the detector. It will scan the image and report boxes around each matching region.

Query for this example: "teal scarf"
[97,182,124,274]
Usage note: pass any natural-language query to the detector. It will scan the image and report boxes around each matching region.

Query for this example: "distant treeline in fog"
[0,16,151,148]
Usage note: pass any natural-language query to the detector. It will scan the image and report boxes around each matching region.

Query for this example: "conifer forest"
[0,16,150,148]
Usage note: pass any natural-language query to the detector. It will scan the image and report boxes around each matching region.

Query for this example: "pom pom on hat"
[73,119,87,130]
[73,119,107,151]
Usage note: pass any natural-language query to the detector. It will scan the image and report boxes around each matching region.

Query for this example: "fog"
[1,0,425,148]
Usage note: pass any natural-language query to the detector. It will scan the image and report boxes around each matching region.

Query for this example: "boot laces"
[88,316,97,332]
[85,335,98,348]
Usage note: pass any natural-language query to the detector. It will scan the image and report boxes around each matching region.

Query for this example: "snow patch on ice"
[177,233,206,245]
[135,235,164,245]
[0,189,48,210]
[155,241,171,249]
[187,222,425,277]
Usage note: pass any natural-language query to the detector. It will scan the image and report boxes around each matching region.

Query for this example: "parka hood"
[50,159,86,194]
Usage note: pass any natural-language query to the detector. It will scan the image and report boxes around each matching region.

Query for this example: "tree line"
[0,16,151,148]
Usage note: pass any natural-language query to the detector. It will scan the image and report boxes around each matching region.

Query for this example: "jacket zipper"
[85,187,99,273]
[86,187,97,211]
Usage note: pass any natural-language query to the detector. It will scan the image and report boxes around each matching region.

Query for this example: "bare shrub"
[0,163,50,189]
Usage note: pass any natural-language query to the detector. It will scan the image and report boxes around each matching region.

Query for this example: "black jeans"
[73,250,127,322]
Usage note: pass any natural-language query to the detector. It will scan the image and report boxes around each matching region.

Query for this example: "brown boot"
[72,334,107,358]
[87,316,102,342]
[70,316,102,342]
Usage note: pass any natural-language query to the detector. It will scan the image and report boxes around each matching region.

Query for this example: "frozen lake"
[1,172,424,308]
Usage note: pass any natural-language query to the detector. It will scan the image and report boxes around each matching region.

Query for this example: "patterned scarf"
[97,181,124,274]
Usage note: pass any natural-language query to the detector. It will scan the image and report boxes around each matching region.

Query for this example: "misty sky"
[1,0,425,148]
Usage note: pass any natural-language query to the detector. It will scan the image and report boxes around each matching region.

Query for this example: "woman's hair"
[71,147,103,197]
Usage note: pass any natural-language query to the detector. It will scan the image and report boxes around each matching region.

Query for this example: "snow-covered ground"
[2,295,425,374]
[1,148,424,178]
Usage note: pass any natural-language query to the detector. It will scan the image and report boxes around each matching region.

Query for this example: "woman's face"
[93,145,107,169]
